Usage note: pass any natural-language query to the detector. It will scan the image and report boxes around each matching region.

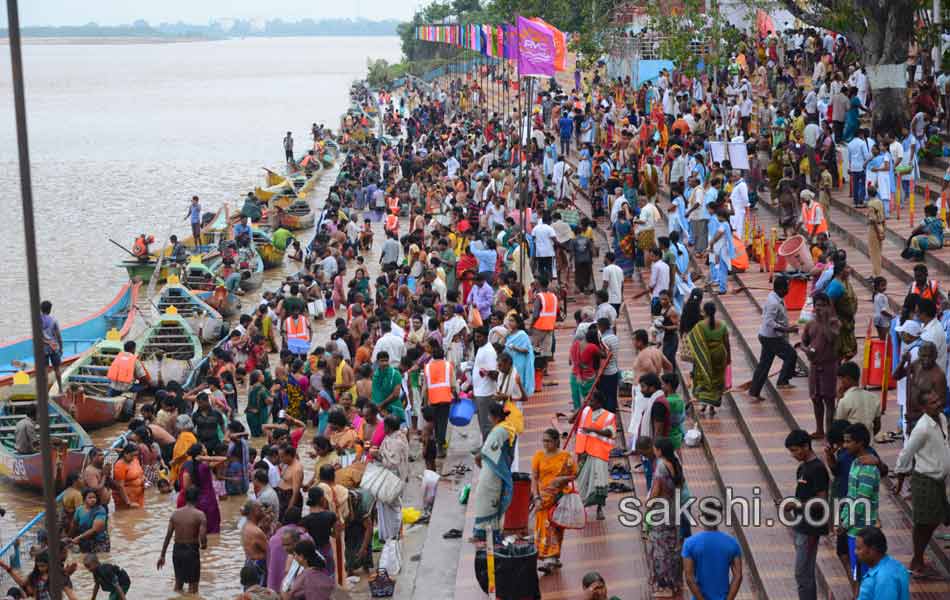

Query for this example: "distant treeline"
[0,18,400,38]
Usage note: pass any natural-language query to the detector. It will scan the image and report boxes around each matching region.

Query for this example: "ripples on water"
[0,35,401,598]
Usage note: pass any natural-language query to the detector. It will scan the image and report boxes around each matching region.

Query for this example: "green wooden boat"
[137,308,203,386]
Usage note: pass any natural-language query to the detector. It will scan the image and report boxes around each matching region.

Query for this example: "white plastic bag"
[309,298,326,319]
[684,425,703,448]
[378,539,403,575]
[549,484,586,529]
[421,469,440,509]
[361,462,404,504]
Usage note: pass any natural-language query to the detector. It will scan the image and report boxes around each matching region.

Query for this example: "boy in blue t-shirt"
[682,499,742,600]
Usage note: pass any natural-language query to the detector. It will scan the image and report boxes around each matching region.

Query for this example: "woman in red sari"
[456,247,478,305]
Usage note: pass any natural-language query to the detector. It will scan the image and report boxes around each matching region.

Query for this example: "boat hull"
[279,210,315,231]
[59,392,128,430]
[0,383,93,492]
[0,282,139,387]
[256,242,285,269]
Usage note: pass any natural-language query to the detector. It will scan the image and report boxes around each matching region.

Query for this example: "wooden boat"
[181,255,225,292]
[0,282,140,387]
[0,372,92,492]
[251,228,285,269]
[55,330,134,429]
[320,151,335,169]
[277,200,315,231]
[234,243,264,291]
[137,307,204,386]
[119,206,230,282]
[195,288,242,319]
[157,277,225,342]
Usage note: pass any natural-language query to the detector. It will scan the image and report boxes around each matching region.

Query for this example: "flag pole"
[4,0,65,597]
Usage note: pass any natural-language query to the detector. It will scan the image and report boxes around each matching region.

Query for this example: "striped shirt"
[840,460,880,536]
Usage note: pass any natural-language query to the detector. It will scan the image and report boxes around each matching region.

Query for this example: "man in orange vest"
[131,234,155,263]
[908,264,944,304]
[574,390,615,520]
[384,210,399,236]
[106,341,151,396]
[799,189,827,242]
[420,346,458,457]
[530,276,558,360]
[284,308,311,356]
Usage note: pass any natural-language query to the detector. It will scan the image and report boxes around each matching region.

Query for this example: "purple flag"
[503,23,517,60]
[516,15,555,77]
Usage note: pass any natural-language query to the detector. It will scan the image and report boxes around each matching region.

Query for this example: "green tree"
[777,0,917,135]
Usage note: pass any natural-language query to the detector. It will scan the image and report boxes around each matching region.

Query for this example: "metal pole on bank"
[4,0,65,598]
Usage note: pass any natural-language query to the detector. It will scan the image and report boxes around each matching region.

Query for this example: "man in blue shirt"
[847,128,872,207]
[854,527,909,600]
[232,216,251,247]
[469,239,499,284]
[185,195,202,248]
[682,498,743,600]
[558,110,574,157]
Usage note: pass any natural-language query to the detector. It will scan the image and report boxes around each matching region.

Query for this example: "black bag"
[474,538,541,600]
[368,568,396,597]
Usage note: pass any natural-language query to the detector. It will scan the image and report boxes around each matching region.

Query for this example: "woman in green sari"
[245,369,271,437]
[371,351,405,424]
[684,302,730,417]
[472,403,513,542]
[825,263,858,360]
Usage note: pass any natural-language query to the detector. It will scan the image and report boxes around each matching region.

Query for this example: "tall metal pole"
[4,1,64,598]
[518,77,534,289]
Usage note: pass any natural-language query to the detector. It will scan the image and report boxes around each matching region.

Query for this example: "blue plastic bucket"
[449,397,476,427]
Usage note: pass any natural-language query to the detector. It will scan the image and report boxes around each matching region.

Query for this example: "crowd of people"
[7,17,949,600]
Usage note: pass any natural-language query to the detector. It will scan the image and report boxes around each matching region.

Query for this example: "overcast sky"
[3,0,421,26]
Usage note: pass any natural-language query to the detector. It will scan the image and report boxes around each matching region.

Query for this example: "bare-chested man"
[157,486,207,594]
[276,443,303,521]
[897,341,947,434]
[82,448,112,506]
[241,500,269,587]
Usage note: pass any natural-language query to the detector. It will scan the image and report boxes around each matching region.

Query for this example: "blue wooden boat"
[0,282,141,388]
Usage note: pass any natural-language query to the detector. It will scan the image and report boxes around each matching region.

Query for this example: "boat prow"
[0,282,140,387]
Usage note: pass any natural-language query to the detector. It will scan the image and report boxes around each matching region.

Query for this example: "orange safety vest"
[801,203,827,235]
[385,214,399,232]
[911,280,940,300]
[387,197,400,214]
[285,315,309,341]
[574,406,615,461]
[424,360,454,405]
[534,292,557,331]
[301,154,314,167]
[107,352,137,384]
[132,236,148,257]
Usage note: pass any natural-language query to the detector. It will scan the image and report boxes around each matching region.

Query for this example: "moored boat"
[208,241,264,292]
[55,330,134,429]
[277,200,315,231]
[181,255,225,292]
[0,282,140,387]
[157,277,225,342]
[137,307,204,386]
[0,372,92,491]
[251,228,285,269]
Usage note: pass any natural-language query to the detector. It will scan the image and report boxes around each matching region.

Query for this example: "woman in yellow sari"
[169,414,198,485]
[531,428,577,574]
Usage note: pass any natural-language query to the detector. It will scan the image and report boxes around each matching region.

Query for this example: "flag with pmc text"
[516,15,555,77]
